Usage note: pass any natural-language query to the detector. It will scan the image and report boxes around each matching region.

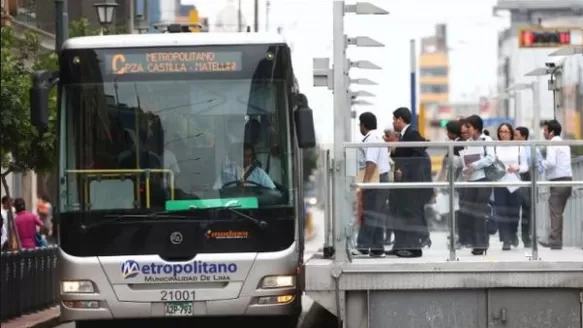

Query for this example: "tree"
[0,27,57,198]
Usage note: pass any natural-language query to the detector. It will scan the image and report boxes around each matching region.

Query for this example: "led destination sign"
[107,51,243,75]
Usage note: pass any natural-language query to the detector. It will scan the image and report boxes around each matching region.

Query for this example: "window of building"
[420,67,448,77]
[421,84,448,94]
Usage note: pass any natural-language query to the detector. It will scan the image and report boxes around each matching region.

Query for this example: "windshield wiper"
[80,213,203,232]
[203,205,268,230]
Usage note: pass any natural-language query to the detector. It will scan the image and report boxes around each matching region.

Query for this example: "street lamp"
[548,45,583,57]
[509,82,541,139]
[493,92,517,121]
[94,1,118,31]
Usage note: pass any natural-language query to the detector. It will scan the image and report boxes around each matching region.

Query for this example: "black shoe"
[385,248,397,256]
[395,249,422,258]
[502,243,511,251]
[370,250,386,258]
[471,248,487,256]
[351,249,369,256]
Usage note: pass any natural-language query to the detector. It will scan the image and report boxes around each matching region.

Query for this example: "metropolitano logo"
[121,260,140,279]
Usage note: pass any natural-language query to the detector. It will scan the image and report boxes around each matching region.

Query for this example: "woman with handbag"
[493,123,527,251]
[459,115,496,256]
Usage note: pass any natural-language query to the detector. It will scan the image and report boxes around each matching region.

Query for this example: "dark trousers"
[519,172,532,244]
[357,173,389,253]
[457,188,473,245]
[548,177,572,245]
[458,179,491,250]
[393,205,425,250]
[493,187,521,244]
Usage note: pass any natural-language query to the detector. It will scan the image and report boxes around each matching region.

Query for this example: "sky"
[173,0,508,143]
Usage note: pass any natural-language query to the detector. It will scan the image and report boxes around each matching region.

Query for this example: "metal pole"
[54,0,65,53]
[127,0,135,34]
[410,39,417,129]
[265,0,270,32]
[143,0,150,29]
[237,0,242,32]
[447,144,457,261]
[515,92,521,125]
[253,0,259,32]
[332,0,348,263]
[532,80,541,140]
[530,144,538,260]
[323,150,334,258]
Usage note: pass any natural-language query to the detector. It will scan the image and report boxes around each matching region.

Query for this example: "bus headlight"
[62,280,95,293]
[260,275,295,289]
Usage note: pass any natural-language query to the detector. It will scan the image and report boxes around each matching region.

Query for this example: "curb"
[27,314,61,328]
[2,308,61,328]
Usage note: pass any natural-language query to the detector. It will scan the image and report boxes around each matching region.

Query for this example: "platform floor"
[346,232,583,263]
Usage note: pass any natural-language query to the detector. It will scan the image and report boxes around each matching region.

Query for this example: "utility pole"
[410,39,418,129]
[253,0,259,32]
[54,0,69,53]
[265,0,270,32]
[237,0,242,32]
[127,0,135,34]
[312,1,387,263]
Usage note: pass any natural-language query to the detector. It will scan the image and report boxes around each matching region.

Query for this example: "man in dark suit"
[388,107,432,258]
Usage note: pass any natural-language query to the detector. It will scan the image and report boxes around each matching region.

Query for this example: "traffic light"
[430,119,449,128]
[518,28,574,48]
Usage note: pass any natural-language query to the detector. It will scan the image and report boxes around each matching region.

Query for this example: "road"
[55,208,326,328]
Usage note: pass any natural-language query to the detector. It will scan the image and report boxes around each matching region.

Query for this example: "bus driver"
[214,143,276,190]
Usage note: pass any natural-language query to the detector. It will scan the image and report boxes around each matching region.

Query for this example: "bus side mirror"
[30,70,57,132]
[294,106,316,148]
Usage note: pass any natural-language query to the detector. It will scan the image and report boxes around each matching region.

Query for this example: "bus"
[29,28,316,328]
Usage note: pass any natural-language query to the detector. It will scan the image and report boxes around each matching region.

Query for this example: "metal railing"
[326,139,583,262]
[0,246,59,322]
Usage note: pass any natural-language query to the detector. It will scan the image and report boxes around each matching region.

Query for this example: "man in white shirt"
[354,112,391,258]
[539,120,573,250]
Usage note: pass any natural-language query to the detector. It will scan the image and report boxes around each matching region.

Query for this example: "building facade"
[419,24,450,141]
[495,0,583,139]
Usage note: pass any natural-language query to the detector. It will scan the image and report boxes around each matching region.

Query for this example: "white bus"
[30,27,316,328]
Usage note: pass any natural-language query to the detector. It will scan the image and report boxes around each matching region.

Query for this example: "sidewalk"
[2,307,60,328]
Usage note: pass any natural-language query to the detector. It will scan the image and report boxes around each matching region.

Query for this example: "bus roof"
[62,32,288,50]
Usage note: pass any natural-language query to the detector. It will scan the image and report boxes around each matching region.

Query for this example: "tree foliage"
[0,27,57,196]
[0,19,123,197]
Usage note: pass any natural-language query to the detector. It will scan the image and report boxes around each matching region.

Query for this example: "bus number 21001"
[160,290,195,301]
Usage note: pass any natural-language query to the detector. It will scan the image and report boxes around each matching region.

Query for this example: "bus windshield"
[59,45,294,212]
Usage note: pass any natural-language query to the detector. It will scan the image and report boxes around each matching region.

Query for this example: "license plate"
[164,302,193,317]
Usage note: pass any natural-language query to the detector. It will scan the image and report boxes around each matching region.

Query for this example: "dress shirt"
[359,129,391,174]
[540,136,572,180]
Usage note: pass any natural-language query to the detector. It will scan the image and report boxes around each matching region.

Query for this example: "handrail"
[352,180,583,190]
[65,169,176,208]
[343,140,583,148]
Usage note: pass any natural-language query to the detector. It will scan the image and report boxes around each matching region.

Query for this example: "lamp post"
[93,1,118,35]
[508,82,540,139]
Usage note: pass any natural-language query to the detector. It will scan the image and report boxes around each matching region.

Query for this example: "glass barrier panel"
[338,140,583,262]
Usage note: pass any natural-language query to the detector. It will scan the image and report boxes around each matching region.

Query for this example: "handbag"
[35,232,47,247]
[483,146,506,181]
